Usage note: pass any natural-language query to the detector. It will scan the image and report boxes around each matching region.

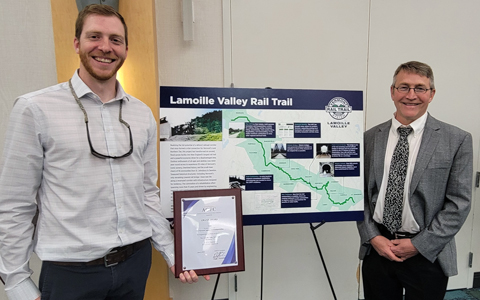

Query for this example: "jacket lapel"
[409,114,441,195]
[373,121,391,192]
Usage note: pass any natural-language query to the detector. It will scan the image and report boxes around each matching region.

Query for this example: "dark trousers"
[39,241,152,300]
[362,247,448,300]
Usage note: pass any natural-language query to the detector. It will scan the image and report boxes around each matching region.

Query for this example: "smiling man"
[357,61,473,300]
[0,4,207,300]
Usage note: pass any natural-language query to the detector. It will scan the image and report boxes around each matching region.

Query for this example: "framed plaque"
[173,188,245,277]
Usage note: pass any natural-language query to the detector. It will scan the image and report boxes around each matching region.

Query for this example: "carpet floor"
[444,288,480,300]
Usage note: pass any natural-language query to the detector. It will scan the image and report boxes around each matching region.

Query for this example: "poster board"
[160,86,363,225]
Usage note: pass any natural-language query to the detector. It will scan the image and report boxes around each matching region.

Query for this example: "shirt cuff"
[5,277,40,300]
[160,244,175,268]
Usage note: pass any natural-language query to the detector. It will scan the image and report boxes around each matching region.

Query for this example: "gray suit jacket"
[357,114,473,276]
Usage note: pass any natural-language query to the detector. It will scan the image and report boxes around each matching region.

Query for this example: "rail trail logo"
[325,97,352,120]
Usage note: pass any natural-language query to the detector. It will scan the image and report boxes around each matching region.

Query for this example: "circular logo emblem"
[325,97,352,120]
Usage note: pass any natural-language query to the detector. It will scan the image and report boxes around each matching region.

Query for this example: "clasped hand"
[370,235,418,262]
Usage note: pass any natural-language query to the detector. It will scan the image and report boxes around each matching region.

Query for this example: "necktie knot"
[397,126,413,138]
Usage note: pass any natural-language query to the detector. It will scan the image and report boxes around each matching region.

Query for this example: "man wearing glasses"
[0,4,207,300]
[357,61,473,299]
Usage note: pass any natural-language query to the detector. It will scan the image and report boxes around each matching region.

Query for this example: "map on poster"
[159,86,364,225]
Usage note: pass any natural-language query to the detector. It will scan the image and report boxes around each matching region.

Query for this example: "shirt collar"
[390,112,427,138]
[70,70,129,102]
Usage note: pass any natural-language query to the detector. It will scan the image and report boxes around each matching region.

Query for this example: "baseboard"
[473,272,480,288]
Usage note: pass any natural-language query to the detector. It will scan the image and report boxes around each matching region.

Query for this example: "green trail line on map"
[231,116,354,206]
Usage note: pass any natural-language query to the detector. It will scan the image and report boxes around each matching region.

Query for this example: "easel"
[252,222,338,300]
[211,274,221,300]
[309,221,337,300]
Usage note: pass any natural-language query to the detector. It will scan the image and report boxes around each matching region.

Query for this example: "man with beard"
[0,4,208,300]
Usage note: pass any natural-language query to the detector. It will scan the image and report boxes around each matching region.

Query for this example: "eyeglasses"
[393,85,433,94]
[69,79,133,159]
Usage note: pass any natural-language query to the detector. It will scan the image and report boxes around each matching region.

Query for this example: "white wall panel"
[0,1,56,299]
[156,0,224,88]
[228,1,368,299]
[230,0,369,92]
[157,0,480,299]
[367,1,480,289]
[0,0,57,158]
[156,1,226,299]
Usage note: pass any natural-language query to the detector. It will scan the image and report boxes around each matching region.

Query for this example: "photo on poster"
[160,109,222,142]
[271,143,287,159]
[319,162,334,177]
[316,143,332,158]
[229,175,246,190]
[229,122,245,138]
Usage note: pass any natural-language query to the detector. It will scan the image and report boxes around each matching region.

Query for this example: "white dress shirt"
[373,112,428,233]
[0,71,174,299]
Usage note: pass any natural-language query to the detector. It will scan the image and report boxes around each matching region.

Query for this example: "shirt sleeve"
[5,278,41,300]
[0,98,43,298]
[142,112,175,267]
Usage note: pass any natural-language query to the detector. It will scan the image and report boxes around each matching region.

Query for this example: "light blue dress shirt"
[0,71,174,299]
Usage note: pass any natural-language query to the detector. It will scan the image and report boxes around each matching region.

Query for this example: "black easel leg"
[261,224,264,300]
[211,273,221,300]
[310,222,337,300]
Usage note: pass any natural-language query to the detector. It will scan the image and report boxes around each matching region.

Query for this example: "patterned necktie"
[382,126,413,233]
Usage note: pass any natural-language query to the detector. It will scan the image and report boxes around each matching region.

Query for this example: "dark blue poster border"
[160,85,364,226]
[243,211,364,226]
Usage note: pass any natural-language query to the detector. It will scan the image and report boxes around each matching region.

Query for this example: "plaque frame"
[173,188,245,277]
